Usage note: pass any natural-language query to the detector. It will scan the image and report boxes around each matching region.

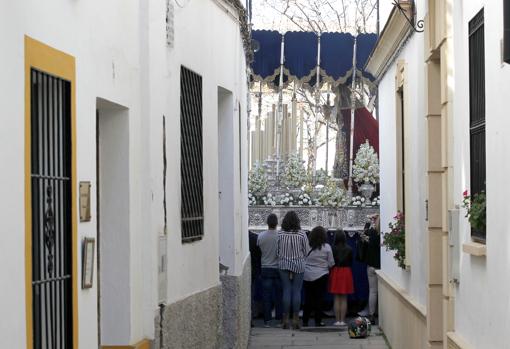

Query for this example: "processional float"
[249,30,380,231]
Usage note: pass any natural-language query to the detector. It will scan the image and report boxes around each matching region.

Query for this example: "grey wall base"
[154,285,223,349]
[220,258,251,349]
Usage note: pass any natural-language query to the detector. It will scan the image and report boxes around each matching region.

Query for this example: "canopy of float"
[251,30,377,88]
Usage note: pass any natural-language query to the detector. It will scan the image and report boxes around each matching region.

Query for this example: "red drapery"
[341,107,379,158]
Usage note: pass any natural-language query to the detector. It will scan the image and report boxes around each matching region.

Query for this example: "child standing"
[329,230,354,326]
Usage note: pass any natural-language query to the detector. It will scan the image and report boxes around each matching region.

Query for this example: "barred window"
[468,9,486,241]
[180,66,204,242]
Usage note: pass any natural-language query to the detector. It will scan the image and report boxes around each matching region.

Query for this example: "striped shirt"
[277,231,309,273]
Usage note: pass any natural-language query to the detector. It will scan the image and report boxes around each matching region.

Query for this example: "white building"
[0,0,251,348]
[367,0,510,348]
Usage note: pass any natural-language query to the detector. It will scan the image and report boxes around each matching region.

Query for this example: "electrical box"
[448,208,460,285]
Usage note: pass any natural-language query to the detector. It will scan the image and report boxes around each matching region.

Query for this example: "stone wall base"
[154,285,222,349]
[377,271,428,349]
[220,257,251,349]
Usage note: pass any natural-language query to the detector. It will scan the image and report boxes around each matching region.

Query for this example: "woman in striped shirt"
[277,211,309,329]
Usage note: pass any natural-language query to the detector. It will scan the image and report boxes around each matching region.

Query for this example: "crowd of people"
[250,210,380,330]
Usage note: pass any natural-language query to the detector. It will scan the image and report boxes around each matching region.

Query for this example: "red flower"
[463,190,468,197]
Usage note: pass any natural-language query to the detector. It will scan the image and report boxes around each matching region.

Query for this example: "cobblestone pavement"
[248,320,389,349]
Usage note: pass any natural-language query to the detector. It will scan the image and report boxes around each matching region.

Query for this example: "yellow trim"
[446,332,474,349]
[102,339,152,349]
[25,36,78,349]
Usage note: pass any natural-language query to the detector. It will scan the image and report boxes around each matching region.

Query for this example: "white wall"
[0,0,249,346]
[378,29,428,307]
[164,0,249,294]
[452,0,510,347]
[1,0,143,346]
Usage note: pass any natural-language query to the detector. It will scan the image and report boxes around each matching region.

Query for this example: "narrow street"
[248,321,389,349]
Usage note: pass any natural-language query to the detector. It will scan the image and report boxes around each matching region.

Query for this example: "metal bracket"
[392,0,425,33]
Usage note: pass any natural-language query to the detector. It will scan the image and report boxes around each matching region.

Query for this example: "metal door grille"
[180,66,204,242]
[31,68,73,349]
[468,8,486,241]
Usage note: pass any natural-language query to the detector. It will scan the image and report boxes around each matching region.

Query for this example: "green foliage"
[462,190,486,233]
[382,212,406,269]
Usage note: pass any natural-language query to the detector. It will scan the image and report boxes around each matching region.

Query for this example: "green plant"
[382,212,406,269]
[462,190,486,233]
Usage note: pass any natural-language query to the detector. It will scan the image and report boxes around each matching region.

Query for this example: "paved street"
[248,320,389,349]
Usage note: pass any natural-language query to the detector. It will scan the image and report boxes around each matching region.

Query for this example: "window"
[396,61,406,214]
[468,9,486,241]
[180,66,204,242]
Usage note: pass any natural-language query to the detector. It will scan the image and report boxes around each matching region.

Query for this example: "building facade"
[0,0,251,348]
[367,0,510,348]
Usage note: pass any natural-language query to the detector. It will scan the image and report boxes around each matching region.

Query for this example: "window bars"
[31,69,73,349]
[180,66,204,242]
[468,9,486,241]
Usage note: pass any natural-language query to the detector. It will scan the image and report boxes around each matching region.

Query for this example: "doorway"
[96,98,130,346]
[30,68,74,349]
[218,87,235,271]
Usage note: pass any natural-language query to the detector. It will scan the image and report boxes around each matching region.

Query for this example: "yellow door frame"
[24,35,78,349]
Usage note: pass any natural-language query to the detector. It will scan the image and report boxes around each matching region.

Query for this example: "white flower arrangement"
[317,181,347,208]
[248,162,268,196]
[371,196,380,206]
[315,168,330,184]
[352,140,380,185]
[297,192,313,206]
[262,193,277,206]
[282,153,307,189]
[278,193,295,206]
[350,195,365,207]
[248,192,257,206]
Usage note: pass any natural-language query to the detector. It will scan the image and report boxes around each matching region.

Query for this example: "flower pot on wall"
[359,182,375,201]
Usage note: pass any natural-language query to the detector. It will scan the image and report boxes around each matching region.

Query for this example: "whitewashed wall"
[0,0,249,346]
[378,18,428,308]
[452,0,510,347]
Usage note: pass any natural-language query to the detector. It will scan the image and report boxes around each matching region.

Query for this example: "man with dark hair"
[257,213,283,327]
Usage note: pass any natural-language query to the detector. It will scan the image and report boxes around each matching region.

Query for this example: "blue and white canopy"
[251,30,377,88]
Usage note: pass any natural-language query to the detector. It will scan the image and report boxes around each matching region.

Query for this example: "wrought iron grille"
[468,8,486,241]
[180,66,204,242]
[31,69,73,348]
[399,89,405,214]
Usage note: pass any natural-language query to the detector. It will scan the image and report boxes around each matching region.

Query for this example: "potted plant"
[382,212,406,269]
[462,190,486,235]
[352,140,380,200]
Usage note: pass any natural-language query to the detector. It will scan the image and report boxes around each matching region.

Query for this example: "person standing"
[249,230,262,325]
[358,214,381,323]
[302,226,334,327]
[277,211,309,330]
[257,213,283,327]
[329,230,354,327]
